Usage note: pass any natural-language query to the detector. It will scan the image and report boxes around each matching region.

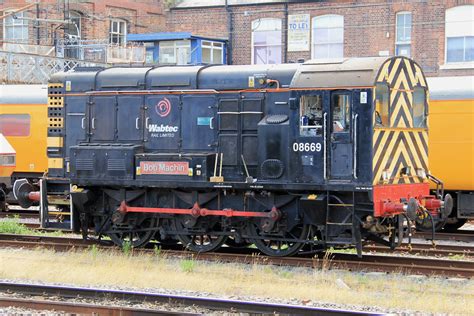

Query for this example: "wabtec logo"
[148,124,178,133]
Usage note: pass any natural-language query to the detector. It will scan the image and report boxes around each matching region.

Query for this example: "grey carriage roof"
[427,76,474,101]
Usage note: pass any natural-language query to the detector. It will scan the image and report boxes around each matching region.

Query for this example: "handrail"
[353,114,358,179]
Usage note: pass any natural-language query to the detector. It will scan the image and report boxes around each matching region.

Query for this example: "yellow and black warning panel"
[372,57,429,185]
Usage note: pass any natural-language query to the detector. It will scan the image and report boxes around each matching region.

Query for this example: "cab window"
[299,95,323,136]
[331,94,350,132]
[375,83,389,126]
[413,87,427,128]
[0,114,31,136]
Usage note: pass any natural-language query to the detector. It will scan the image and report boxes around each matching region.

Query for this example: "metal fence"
[0,51,108,84]
[56,39,146,64]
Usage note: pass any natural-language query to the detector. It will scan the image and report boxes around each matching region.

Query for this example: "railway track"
[414,231,474,243]
[0,282,370,315]
[0,234,473,278]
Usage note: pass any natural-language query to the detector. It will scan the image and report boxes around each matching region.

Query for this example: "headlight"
[382,169,392,181]
[416,168,427,179]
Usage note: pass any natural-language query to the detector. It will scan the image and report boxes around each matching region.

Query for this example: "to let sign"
[288,14,310,52]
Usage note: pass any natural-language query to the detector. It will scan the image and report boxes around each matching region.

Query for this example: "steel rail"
[0,282,373,315]
[0,297,191,315]
[414,231,474,243]
[1,232,472,257]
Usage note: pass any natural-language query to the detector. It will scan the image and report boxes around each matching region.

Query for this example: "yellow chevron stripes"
[373,57,429,185]
[372,130,428,185]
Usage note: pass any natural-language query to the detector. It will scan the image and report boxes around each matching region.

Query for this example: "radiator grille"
[76,158,94,171]
[107,159,126,171]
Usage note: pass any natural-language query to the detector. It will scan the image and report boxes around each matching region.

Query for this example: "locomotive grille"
[107,159,126,171]
[76,159,94,171]
[47,83,64,174]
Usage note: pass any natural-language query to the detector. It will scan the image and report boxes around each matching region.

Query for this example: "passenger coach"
[15,57,451,257]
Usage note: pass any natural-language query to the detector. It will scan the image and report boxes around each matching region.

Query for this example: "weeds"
[448,253,466,260]
[153,245,162,257]
[122,241,132,256]
[89,244,99,259]
[180,258,195,273]
[0,216,65,237]
[0,217,33,235]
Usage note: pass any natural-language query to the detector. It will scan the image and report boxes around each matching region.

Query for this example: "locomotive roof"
[51,57,416,92]
[0,85,47,104]
[427,76,474,100]
[290,57,388,89]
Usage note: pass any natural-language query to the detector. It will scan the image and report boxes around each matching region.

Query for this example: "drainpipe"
[283,2,288,63]
[225,0,233,65]
[36,3,40,45]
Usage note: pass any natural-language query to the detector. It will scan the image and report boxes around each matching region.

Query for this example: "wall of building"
[0,0,165,46]
[168,0,474,77]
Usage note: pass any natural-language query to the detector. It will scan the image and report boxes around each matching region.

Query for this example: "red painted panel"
[373,183,430,217]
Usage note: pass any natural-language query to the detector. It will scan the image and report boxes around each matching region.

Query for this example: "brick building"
[0,0,165,60]
[167,0,474,77]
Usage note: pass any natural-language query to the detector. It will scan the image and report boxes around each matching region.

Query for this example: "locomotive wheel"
[174,216,227,253]
[108,217,157,248]
[247,222,309,257]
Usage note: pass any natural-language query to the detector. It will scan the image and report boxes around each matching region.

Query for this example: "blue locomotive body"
[26,57,449,256]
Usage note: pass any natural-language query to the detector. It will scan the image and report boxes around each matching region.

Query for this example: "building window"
[202,41,223,64]
[66,11,81,39]
[110,19,127,45]
[0,114,30,136]
[252,18,282,64]
[3,11,28,43]
[395,12,411,57]
[446,6,474,63]
[159,40,191,65]
[312,15,344,60]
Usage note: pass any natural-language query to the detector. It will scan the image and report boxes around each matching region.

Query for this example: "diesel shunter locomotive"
[16,57,451,257]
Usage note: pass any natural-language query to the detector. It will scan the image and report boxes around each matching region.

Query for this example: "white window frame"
[159,40,191,65]
[109,19,127,45]
[67,11,82,39]
[3,10,29,43]
[311,14,344,61]
[251,18,282,65]
[443,5,474,67]
[395,11,412,57]
[202,40,224,64]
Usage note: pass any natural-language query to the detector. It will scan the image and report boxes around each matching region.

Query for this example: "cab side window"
[331,94,350,132]
[375,83,389,126]
[299,95,323,136]
[413,86,427,128]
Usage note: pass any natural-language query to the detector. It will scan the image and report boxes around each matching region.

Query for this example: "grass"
[0,216,65,237]
[0,247,472,314]
[0,216,32,235]
[122,241,132,256]
[180,258,195,273]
